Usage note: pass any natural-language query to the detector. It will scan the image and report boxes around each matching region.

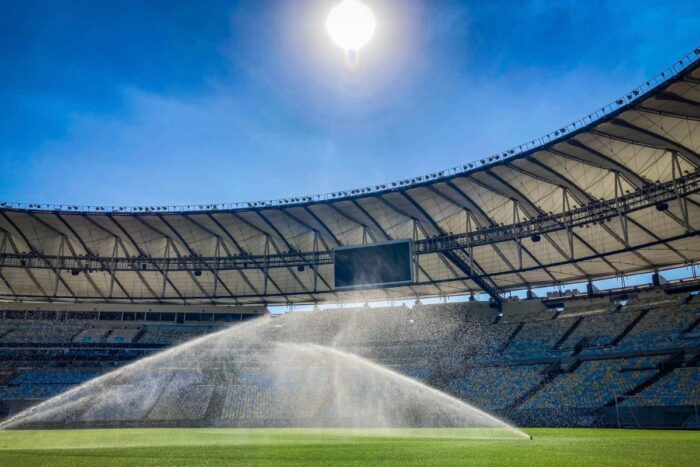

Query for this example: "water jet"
[1,310,528,440]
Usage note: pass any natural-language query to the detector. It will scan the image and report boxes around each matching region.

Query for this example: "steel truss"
[2,170,699,277]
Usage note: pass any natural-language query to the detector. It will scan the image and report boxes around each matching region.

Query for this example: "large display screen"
[333,240,414,290]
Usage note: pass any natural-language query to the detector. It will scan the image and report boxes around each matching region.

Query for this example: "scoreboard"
[333,240,414,290]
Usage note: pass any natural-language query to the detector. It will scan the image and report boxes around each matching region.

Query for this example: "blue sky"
[1,0,699,207]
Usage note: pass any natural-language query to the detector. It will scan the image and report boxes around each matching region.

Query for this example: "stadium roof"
[1,49,700,305]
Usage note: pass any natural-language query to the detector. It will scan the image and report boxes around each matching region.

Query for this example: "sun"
[326,0,376,52]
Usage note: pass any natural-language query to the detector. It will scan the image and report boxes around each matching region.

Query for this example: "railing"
[2,170,698,273]
[1,48,699,215]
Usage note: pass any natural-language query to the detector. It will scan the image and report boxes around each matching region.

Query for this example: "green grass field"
[0,427,698,466]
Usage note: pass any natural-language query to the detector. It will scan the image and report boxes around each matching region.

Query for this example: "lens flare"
[326,0,376,52]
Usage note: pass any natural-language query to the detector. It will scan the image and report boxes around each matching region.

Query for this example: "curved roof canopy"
[1,50,700,305]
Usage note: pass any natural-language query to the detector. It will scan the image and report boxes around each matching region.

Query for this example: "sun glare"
[326,0,376,52]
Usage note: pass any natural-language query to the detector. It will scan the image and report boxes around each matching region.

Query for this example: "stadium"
[1,1,700,466]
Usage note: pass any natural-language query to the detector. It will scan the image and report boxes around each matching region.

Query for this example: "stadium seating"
[621,304,697,347]
[560,309,638,348]
[521,357,663,410]
[621,367,700,406]
[446,365,546,411]
[81,382,163,422]
[1,288,699,427]
[502,318,576,359]
[149,385,214,421]
[11,370,100,385]
[0,322,79,344]
[138,325,215,345]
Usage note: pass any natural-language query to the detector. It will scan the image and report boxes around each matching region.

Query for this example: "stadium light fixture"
[655,202,669,211]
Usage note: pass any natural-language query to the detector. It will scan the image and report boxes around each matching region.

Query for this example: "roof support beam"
[0,231,17,296]
[235,212,315,299]
[609,118,700,166]
[275,209,338,294]
[3,227,698,302]
[590,128,700,170]
[348,199,436,297]
[613,173,630,247]
[582,130,700,216]
[27,212,106,300]
[441,181,493,227]
[521,157,689,263]
[323,203,392,300]
[477,172,567,283]
[81,215,158,301]
[156,215,239,303]
[136,216,215,304]
[106,215,185,303]
[559,141,647,187]
[327,203,377,243]
[255,211,332,295]
[426,184,546,280]
[302,206,342,246]
[477,173,572,279]
[0,211,74,300]
[108,238,118,297]
[516,156,651,273]
[374,195,453,295]
[208,213,284,299]
[443,179,572,283]
[635,106,700,121]
[5,170,699,276]
[280,209,334,251]
[548,144,671,265]
[465,174,581,281]
[184,214,263,299]
[395,191,502,302]
[381,194,470,293]
[654,91,700,107]
[464,174,572,273]
[54,213,132,300]
[349,200,393,242]
[672,152,692,232]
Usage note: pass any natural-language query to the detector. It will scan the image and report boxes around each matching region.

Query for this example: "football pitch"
[0,428,698,466]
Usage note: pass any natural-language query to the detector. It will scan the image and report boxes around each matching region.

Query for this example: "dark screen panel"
[334,240,414,290]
